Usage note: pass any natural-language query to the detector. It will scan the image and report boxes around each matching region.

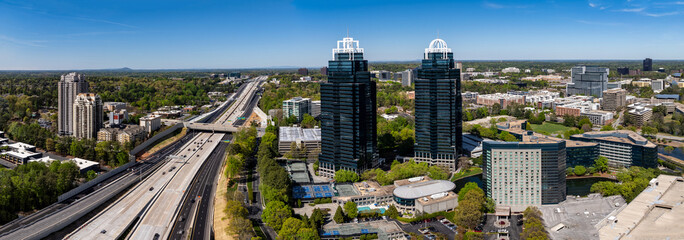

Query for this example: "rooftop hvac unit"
[408,176,424,182]
[431,192,448,199]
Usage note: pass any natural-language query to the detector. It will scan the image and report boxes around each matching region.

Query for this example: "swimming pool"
[358,206,386,214]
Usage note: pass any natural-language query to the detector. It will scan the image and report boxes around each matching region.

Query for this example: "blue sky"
[1,0,683,70]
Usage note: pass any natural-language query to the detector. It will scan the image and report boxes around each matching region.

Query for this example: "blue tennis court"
[292,184,335,199]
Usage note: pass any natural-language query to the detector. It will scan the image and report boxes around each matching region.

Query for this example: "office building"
[58,72,89,136]
[414,39,462,171]
[580,110,614,126]
[97,128,119,142]
[392,176,458,214]
[570,130,657,168]
[566,66,609,98]
[73,93,103,139]
[108,109,128,127]
[298,68,309,75]
[229,72,241,79]
[643,58,653,71]
[616,67,629,75]
[651,79,664,92]
[282,97,311,122]
[139,114,161,133]
[117,125,145,143]
[103,102,126,112]
[400,69,414,86]
[598,175,684,240]
[370,70,391,81]
[627,106,652,127]
[555,102,599,117]
[476,93,525,108]
[501,67,520,73]
[483,135,566,211]
[320,66,328,75]
[278,126,321,159]
[602,89,627,111]
[318,37,378,178]
[310,100,321,118]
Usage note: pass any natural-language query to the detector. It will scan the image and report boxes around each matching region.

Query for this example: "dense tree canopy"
[362,160,449,186]
[0,161,80,224]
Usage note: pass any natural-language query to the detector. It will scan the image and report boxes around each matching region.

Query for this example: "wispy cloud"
[58,31,137,37]
[482,1,530,9]
[642,11,680,17]
[0,35,46,47]
[589,2,598,8]
[0,1,137,29]
[575,20,622,26]
[616,7,645,12]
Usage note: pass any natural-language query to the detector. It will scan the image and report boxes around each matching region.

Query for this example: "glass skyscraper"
[318,37,378,178]
[413,39,462,171]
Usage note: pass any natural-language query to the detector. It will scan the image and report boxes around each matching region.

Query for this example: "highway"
[67,77,263,239]
[0,131,199,240]
[0,76,264,240]
[168,135,231,240]
[170,76,265,239]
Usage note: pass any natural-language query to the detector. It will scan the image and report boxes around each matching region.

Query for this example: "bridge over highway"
[183,122,239,133]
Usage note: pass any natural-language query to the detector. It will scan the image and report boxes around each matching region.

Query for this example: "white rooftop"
[279,126,321,142]
[70,158,100,170]
[393,180,455,199]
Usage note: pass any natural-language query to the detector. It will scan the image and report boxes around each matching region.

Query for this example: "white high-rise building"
[400,69,414,87]
[58,72,89,136]
[73,93,103,139]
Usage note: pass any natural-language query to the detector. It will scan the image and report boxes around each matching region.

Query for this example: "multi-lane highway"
[65,133,224,240]
[0,131,199,240]
[170,76,264,239]
[0,76,264,240]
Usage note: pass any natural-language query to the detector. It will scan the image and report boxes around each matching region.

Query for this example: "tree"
[454,190,484,229]
[573,165,587,176]
[334,206,345,223]
[296,228,319,240]
[600,125,614,131]
[464,232,485,240]
[86,170,98,181]
[344,201,358,219]
[384,205,399,219]
[310,208,326,228]
[334,170,360,183]
[641,126,658,136]
[116,152,129,166]
[278,217,306,239]
[458,182,483,201]
[261,200,292,231]
[520,206,548,240]
[499,131,518,142]
[593,156,608,173]
[300,114,318,128]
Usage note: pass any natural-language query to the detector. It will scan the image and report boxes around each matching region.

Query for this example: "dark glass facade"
[643,58,653,71]
[414,52,462,171]
[566,144,599,167]
[319,52,378,177]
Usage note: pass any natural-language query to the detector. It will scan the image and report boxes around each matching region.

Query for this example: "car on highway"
[149,187,154,191]
[101,230,107,234]
[153,233,160,240]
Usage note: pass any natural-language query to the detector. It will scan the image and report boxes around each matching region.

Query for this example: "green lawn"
[530,122,574,135]
[451,167,482,182]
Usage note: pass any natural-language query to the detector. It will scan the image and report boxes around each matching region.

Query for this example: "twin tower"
[318,37,462,178]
